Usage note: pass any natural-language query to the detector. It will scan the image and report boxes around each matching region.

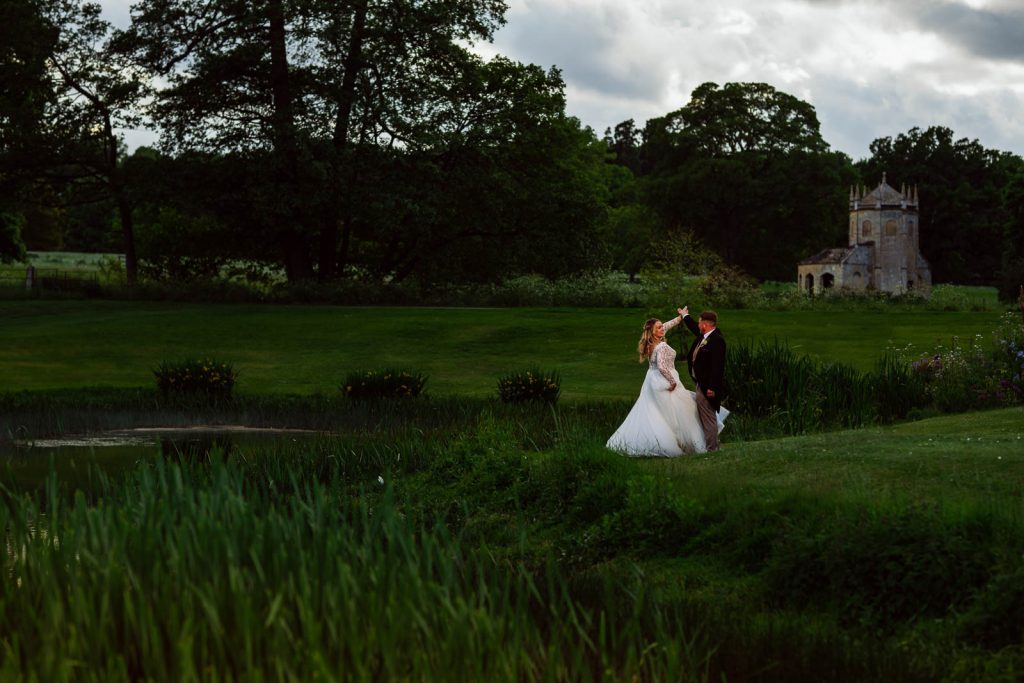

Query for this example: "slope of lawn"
[0,300,1007,399]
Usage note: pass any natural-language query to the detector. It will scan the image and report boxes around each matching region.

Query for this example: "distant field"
[0,251,125,289]
[0,250,123,272]
[0,300,1010,399]
[761,279,1001,305]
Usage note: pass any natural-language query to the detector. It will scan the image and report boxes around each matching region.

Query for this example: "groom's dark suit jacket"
[681,315,726,411]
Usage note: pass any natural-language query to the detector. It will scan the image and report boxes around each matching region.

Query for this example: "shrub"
[342,369,427,401]
[497,368,561,404]
[726,340,901,434]
[764,505,994,629]
[957,564,1024,649]
[153,358,236,402]
[913,321,1023,413]
[993,311,1024,402]
[870,350,928,422]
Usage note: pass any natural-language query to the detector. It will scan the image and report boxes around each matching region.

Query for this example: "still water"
[0,427,324,490]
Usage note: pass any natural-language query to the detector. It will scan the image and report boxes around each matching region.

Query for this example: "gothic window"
[907,220,915,237]
[822,273,835,289]
[862,220,872,236]
[885,219,898,236]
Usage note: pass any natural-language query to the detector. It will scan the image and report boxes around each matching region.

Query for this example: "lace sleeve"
[662,315,681,332]
[655,345,676,385]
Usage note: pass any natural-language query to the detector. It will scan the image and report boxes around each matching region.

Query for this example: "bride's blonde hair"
[638,318,659,362]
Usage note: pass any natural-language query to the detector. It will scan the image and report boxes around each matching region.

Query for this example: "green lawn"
[658,407,1024,509]
[0,300,1010,399]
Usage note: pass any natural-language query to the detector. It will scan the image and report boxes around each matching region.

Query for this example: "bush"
[497,368,561,404]
[342,369,427,401]
[725,339,874,434]
[957,564,1024,649]
[764,505,994,629]
[870,350,929,422]
[911,316,1024,412]
[153,358,237,402]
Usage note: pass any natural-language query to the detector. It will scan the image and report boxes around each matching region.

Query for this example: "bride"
[607,312,726,457]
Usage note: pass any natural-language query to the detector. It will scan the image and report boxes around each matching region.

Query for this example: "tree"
[859,126,1022,285]
[0,212,27,263]
[0,0,51,261]
[120,0,510,282]
[637,82,852,280]
[0,1,146,281]
[999,167,1024,300]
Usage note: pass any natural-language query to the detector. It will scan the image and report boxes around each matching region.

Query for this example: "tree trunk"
[268,0,313,281]
[320,0,368,281]
[103,111,137,286]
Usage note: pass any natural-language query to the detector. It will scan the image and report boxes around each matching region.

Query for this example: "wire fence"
[0,268,101,296]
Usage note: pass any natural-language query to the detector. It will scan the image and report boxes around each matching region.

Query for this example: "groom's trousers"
[694,386,719,451]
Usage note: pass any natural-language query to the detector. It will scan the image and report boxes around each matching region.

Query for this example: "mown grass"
[2,405,1022,681]
[0,300,1009,399]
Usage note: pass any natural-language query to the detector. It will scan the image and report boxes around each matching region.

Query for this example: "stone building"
[797,174,932,296]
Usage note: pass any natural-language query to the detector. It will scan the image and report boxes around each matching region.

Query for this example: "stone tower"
[798,174,932,295]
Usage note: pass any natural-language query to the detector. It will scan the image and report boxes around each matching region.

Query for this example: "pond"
[0,426,326,491]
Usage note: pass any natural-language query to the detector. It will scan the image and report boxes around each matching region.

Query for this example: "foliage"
[910,314,1024,412]
[497,368,561,404]
[153,358,236,402]
[1,404,1022,681]
[858,126,1024,286]
[627,82,854,281]
[725,338,874,433]
[0,212,27,264]
[342,369,427,401]
[116,0,615,286]
[763,505,995,628]
[870,350,929,423]
[0,458,713,682]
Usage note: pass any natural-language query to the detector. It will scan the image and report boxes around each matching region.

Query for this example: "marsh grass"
[1,406,1023,680]
[0,457,713,683]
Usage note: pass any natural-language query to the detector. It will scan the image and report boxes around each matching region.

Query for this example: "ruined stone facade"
[797,175,932,296]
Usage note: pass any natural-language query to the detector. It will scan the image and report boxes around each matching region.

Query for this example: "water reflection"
[0,427,322,489]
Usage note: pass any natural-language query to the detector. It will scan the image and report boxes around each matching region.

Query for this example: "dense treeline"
[607,83,1024,296]
[1,1,1022,299]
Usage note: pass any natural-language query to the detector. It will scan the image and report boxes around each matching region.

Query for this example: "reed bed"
[1,458,712,682]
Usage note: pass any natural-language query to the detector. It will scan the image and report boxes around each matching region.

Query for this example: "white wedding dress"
[606,317,728,457]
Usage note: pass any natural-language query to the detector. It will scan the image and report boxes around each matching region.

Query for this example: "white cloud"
[487,0,1024,158]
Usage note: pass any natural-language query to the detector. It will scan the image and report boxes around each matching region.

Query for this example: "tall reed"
[0,458,712,682]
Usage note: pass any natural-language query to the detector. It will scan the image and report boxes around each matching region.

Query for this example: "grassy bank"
[2,405,1022,681]
[0,300,1008,399]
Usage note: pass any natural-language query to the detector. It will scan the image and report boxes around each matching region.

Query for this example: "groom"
[678,306,726,451]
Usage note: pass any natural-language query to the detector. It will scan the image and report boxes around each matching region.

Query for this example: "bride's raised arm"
[662,313,682,332]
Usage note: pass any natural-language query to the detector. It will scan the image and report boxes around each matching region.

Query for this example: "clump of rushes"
[497,368,561,404]
[154,358,237,402]
[342,369,427,400]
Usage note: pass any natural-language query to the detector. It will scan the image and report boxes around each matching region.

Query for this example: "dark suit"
[681,315,726,450]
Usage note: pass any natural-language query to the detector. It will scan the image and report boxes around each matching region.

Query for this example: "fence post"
[25,266,34,293]
[1018,284,1023,324]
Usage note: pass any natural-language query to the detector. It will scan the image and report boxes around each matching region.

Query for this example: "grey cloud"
[911,3,1024,61]
[493,5,669,101]
[807,74,1024,160]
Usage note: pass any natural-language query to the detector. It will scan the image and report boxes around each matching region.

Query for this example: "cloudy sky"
[99,0,1024,160]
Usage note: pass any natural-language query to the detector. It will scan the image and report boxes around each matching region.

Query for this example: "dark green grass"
[0,300,1007,399]
[2,405,1021,681]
